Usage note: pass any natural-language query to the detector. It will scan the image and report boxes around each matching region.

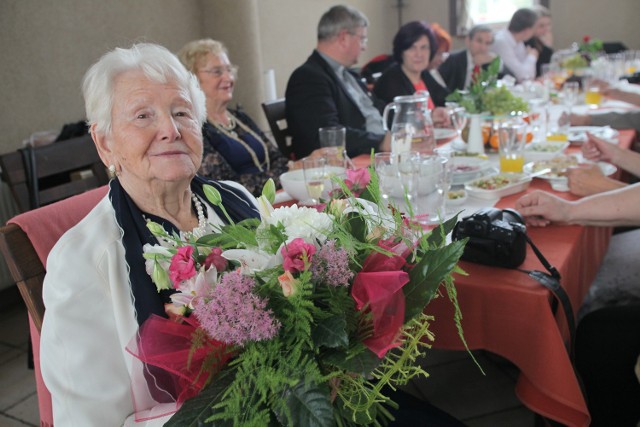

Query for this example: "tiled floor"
[0,298,536,426]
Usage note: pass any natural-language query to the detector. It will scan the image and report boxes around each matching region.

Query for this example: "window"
[449,0,549,36]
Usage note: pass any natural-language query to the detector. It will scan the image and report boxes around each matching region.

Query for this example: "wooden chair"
[0,186,108,426]
[261,98,295,160]
[0,134,109,212]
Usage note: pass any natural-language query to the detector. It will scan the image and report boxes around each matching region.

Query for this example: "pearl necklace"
[211,111,271,172]
[142,193,208,239]
[189,193,208,238]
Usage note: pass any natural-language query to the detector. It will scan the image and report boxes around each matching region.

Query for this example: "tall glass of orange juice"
[498,119,527,173]
[584,78,602,108]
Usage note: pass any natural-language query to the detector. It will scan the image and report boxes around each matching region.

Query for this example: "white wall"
[0,0,638,153]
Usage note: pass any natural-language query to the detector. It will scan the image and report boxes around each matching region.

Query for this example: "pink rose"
[204,247,227,272]
[281,238,316,273]
[169,246,197,284]
[278,271,299,297]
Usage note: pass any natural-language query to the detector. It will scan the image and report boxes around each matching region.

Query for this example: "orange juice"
[585,90,602,107]
[500,155,524,173]
[546,133,568,142]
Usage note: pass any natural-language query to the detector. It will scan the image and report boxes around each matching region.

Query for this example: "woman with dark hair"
[373,20,450,108]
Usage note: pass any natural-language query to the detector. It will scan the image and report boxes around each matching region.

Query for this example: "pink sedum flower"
[169,246,197,284]
[281,238,316,273]
[194,270,280,346]
[204,247,227,272]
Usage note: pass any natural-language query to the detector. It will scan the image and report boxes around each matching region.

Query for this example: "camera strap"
[518,234,576,358]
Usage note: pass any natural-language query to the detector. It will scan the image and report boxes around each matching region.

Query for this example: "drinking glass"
[562,81,580,114]
[302,157,327,205]
[374,152,418,213]
[415,154,449,225]
[448,106,468,146]
[498,120,527,173]
[318,125,346,167]
[584,78,602,109]
[546,103,570,142]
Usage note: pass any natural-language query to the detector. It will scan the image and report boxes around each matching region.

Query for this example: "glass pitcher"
[382,92,435,155]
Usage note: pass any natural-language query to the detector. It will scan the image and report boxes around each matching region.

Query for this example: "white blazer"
[41,182,257,426]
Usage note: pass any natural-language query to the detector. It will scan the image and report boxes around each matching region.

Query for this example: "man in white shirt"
[491,8,539,82]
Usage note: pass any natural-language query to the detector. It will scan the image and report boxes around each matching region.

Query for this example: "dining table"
[275,123,635,426]
[312,126,634,427]
[406,128,635,427]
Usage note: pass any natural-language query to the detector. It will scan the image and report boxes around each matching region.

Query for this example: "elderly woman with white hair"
[40,43,259,425]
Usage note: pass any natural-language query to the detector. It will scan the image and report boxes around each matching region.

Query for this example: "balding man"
[285,5,391,159]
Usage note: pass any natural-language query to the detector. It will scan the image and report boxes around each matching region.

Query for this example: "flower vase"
[466,114,485,154]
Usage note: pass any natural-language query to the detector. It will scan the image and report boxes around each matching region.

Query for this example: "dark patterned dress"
[199,109,289,196]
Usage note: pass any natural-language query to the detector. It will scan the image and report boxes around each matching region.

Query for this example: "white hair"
[82,43,207,134]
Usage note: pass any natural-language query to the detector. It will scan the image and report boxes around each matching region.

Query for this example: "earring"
[108,164,117,178]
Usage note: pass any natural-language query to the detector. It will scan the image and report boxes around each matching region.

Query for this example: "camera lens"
[502,209,525,225]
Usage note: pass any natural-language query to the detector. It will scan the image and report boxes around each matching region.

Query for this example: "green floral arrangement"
[134,166,473,426]
[445,57,529,116]
[560,36,604,70]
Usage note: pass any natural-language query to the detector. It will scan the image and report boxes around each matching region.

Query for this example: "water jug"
[382,92,435,154]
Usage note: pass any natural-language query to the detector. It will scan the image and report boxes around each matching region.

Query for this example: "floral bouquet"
[137,166,470,426]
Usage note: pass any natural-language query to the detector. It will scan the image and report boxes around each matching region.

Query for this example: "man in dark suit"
[438,25,497,92]
[285,5,391,159]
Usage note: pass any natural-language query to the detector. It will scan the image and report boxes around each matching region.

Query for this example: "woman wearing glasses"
[178,39,289,196]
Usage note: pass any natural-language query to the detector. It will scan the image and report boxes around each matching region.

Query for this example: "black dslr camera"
[452,208,527,268]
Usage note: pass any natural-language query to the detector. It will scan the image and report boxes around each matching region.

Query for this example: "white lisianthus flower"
[261,205,334,244]
[256,195,274,220]
[343,198,394,238]
[142,243,173,277]
[222,249,278,275]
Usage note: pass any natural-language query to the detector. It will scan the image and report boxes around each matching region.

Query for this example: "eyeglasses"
[348,32,368,46]
[199,65,238,78]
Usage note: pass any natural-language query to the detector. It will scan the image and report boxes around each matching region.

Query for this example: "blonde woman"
[178,39,289,196]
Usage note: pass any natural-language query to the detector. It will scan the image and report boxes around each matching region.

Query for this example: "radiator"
[0,179,20,290]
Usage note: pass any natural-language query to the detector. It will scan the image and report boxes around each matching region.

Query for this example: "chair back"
[261,98,294,160]
[0,134,109,212]
[0,185,108,427]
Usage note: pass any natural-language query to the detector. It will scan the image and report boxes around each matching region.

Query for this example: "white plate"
[465,173,532,200]
[524,141,569,162]
[434,128,457,140]
[523,157,617,180]
[567,126,619,145]
[449,156,493,185]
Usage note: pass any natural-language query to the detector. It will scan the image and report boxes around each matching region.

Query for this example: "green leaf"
[164,367,236,427]
[344,212,367,242]
[425,214,460,247]
[323,348,381,376]
[403,240,467,321]
[262,179,276,204]
[280,382,334,427]
[313,314,348,349]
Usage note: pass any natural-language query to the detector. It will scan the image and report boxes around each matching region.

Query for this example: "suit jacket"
[285,50,386,159]
[438,49,468,92]
[41,182,257,426]
[373,63,450,108]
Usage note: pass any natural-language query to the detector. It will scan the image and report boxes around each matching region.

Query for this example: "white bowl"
[449,156,492,185]
[279,166,346,201]
[524,141,569,162]
[465,173,532,200]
